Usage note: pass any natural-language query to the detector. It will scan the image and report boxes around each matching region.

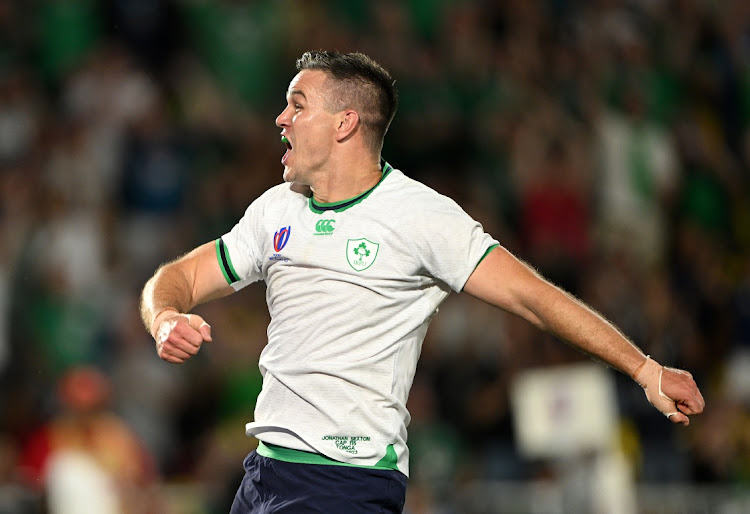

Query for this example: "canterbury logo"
[314,219,336,235]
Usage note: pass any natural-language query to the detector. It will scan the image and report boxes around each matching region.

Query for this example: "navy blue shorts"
[229,450,407,513]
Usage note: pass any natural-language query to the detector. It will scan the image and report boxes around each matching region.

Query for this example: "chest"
[259,207,412,279]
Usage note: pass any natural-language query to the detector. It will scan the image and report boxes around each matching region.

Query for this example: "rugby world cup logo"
[273,226,291,252]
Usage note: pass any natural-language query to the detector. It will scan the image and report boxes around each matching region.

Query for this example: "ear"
[335,110,359,142]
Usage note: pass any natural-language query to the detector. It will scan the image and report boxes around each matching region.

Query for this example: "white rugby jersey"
[217,162,499,476]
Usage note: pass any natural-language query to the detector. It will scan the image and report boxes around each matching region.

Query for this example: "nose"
[276,105,291,128]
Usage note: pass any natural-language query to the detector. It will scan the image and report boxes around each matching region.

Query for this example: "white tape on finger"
[157,319,178,346]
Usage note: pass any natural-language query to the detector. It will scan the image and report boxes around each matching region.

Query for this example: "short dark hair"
[296,50,399,155]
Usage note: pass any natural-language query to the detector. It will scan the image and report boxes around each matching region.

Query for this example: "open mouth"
[281,135,292,164]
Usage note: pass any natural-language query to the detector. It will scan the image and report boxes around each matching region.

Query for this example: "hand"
[634,357,705,425]
[659,366,706,424]
[153,312,212,364]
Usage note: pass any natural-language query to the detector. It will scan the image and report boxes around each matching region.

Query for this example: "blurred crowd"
[1,0,749,512]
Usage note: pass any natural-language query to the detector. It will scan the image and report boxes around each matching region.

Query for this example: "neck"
[309,158,382,204]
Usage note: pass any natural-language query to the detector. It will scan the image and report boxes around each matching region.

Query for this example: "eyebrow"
[287,89,306,101]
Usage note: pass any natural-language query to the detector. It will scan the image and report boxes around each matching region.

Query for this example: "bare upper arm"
[462,246,549,327]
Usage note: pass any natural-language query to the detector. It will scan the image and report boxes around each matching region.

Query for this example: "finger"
[667,411,689,426]
[686,389,705,414]
[186,313,205,330]
[158,344,189,363]
[661,373,704,414]
[199,322,212,342]
[157,319,201,350]
[677,403,697,416]
[187,314,212,343]
[667,381,704,415]
[672,371,704,409]
[167,336,202,356]
[160,352,187,364]
[161,341,196,361]
[696,387,706,410]
[157,330,200,358]
[172,321,205,346]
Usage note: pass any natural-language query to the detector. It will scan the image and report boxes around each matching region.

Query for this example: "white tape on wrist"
[156,319,178,353]
[635,356,679,419]
[151,308,178,338]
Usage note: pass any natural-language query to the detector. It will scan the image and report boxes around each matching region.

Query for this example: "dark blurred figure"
[0,434,39,514]
[102,0,184,76]
[17,366,162,514]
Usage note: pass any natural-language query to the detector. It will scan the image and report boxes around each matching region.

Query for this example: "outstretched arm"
[140,241,235,364]
[463,246,705,425]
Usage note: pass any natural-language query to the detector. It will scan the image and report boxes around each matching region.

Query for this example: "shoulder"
[244,181,307,212]
[381,169,466,214]
[263,181,304,200]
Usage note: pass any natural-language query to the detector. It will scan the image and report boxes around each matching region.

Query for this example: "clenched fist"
[634,356,705,425]
[152,310,212,364]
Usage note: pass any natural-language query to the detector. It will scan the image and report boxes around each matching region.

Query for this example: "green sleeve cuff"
[215,238,240,285]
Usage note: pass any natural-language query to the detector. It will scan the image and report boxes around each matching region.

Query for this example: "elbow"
[517,306,546,331]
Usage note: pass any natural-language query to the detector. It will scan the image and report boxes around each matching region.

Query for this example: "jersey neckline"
[308,159,394,214]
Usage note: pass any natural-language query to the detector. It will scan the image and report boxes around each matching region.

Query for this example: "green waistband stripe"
[374,443,398,469]
[256,441,399,471]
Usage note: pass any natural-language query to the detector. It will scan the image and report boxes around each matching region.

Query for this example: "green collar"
[308,159,394,214]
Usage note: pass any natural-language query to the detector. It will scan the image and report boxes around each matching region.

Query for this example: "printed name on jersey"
[346,238,379,271]
[322,435,371,455]
[314,219,336,236]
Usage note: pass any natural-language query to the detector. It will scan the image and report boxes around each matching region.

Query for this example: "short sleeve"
[409,195,499,292]
[217,199,266,290]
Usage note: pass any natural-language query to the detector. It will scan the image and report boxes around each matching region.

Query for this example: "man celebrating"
[141,51,704,513]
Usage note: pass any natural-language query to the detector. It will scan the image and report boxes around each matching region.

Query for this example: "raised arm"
[463,246,705,425]
[140,241,235,364]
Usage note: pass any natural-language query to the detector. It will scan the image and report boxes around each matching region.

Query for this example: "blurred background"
[0,0,749,512]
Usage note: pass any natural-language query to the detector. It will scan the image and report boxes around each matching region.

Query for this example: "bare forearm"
[140,263,195,335]
[464,247,704,424]
[463,247,646,377]
[530,282,646,377]
[140,242,235,338]
[517,281,703,425]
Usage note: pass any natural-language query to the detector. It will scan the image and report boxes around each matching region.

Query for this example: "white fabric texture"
[220,167,498,475]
